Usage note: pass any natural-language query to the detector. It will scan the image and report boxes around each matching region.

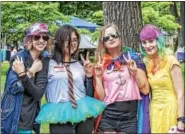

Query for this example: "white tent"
[79,34,97,49]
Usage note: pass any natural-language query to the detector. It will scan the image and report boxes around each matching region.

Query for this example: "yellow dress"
[146,55,180,133]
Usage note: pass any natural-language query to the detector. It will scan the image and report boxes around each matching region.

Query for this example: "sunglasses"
[103,34,119,42]
[33,35,49,41]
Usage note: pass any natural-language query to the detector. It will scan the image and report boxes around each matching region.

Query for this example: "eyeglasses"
[33,35,49,41]
[103,34,119,42]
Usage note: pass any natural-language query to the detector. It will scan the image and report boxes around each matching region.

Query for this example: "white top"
[46,59,86,103]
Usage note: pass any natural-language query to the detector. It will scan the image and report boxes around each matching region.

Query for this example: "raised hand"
[123,52,138,76]
[12,56,25,74]
[80,51,94,77]
[94,53,104,77]
[29,59,43,76]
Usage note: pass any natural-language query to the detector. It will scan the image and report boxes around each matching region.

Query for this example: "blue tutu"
[35,96,105,124]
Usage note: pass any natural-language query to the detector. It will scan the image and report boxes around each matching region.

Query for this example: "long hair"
[52,25,80,64]
[138,24,173,73]
[95,24,122,63]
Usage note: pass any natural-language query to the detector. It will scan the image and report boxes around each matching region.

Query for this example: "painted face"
[32,33,49,52]
[141,39,158,56]
[64,32,79,55]
[103,27,120,49]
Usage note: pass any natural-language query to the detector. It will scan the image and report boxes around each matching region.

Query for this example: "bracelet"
[18,71,26,75]
[177,127,185,132]
[177,117,185,124]
[18,73,26,79]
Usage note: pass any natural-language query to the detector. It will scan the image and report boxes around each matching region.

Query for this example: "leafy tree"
[58,2,103,25]
[2,2,69,45]
[142,2,181,33]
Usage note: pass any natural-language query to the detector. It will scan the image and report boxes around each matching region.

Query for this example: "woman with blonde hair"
[93,24,150,133]
[1,22,52,134]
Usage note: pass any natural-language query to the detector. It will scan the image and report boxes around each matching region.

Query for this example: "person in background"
[11,46,17,57]
[1,22,52,134]
[139,24,185,133]
[35,25,105,134]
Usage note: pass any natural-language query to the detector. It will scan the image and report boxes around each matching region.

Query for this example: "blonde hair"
[25,36,53,53]
[95,24,122,63]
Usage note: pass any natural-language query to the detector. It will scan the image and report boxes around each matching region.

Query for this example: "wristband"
[177,127,185,132]
[18,71,26,75]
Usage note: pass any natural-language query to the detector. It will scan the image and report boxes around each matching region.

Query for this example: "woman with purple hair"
[139,24,185,133]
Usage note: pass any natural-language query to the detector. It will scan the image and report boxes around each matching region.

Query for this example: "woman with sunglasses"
[35,25,105,134]
[93,24,150,133]
[1,22,52,134]
[139,24,184,133]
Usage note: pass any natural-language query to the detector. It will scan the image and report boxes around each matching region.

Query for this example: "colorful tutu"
[35,96,105,124]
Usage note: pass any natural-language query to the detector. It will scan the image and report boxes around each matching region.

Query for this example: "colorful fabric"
[18,129,32,134]
[24,23,49,44]
[35,96,105,124]
[147,55,180,133]
[137,93,150,133]
[26,23,49,37]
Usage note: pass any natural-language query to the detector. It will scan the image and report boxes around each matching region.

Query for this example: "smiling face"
[32,32,49,52]
[141,39,158,56]
[103,27,121,50]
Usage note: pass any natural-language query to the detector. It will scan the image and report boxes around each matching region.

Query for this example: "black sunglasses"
[33,35,49,41]
[103,34,119,42]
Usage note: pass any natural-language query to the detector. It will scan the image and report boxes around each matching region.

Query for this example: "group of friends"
[1,22,184,134]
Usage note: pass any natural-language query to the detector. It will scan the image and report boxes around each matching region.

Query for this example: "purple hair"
[139,24,162,41]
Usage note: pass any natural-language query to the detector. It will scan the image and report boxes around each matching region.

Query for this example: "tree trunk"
[103,2,142,50]
[178,2,185,48]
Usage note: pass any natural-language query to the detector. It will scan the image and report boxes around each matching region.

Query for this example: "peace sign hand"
[80,51,94,77]
[94,54,104,77]
[12,56,25,74]
[123,52,138,76]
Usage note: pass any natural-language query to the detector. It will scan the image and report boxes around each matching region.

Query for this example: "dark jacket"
[1,49,49,134]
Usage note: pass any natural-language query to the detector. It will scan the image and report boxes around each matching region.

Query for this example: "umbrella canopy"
[56,16,100,32]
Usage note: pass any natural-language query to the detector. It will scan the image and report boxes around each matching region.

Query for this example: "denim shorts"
[98,100,137,133]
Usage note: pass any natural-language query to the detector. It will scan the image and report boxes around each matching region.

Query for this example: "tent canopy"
[79,34,97,49]
[56,16,100,32]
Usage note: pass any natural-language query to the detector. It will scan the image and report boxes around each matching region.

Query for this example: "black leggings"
[49,117,94,134]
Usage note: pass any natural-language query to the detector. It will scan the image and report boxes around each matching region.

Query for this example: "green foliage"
[181,63,184,81]
[58,2,102,25]
[2,2,69,44]
[91,10,104,25]
[142,2,181,33]
[1,62,10,75]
